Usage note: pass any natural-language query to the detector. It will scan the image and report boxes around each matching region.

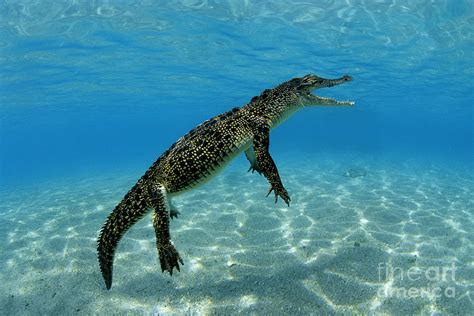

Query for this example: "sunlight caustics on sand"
[1,156,472,314]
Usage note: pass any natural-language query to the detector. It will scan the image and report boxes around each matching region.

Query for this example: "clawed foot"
[247,164,262,175]
[170,209,180,219]
[159,242,184,275]
[266,183,291,206]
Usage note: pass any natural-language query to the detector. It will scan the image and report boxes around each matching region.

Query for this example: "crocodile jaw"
[303,75,354,106]
[308,95,355,106]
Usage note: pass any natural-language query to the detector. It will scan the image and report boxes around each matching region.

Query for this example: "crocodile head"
[247,73,355,128]
[294,74,354,106]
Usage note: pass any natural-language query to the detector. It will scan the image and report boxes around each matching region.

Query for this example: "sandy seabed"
[1,154,473,315]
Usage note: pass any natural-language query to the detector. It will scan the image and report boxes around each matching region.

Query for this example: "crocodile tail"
[97,183,150,290]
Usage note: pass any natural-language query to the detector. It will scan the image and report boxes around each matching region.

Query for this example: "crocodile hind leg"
[169,201,180,219]
[149,184,184,275]
[251,118,291,206]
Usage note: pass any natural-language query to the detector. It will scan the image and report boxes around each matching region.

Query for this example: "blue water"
[1,0,472,187]
[0,1,473,314]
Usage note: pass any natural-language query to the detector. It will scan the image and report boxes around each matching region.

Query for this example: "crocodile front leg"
[245,146,262,174]
[149,184,183,275]
[250,118,291,206]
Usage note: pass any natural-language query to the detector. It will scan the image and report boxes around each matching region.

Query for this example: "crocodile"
[97,73,354,289]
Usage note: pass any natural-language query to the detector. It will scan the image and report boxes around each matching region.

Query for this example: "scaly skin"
[97,74,354,289]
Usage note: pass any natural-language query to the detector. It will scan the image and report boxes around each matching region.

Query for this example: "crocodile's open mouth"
[305,75,354,106]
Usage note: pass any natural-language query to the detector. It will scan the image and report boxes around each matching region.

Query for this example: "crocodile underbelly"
[165,139,252,196]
